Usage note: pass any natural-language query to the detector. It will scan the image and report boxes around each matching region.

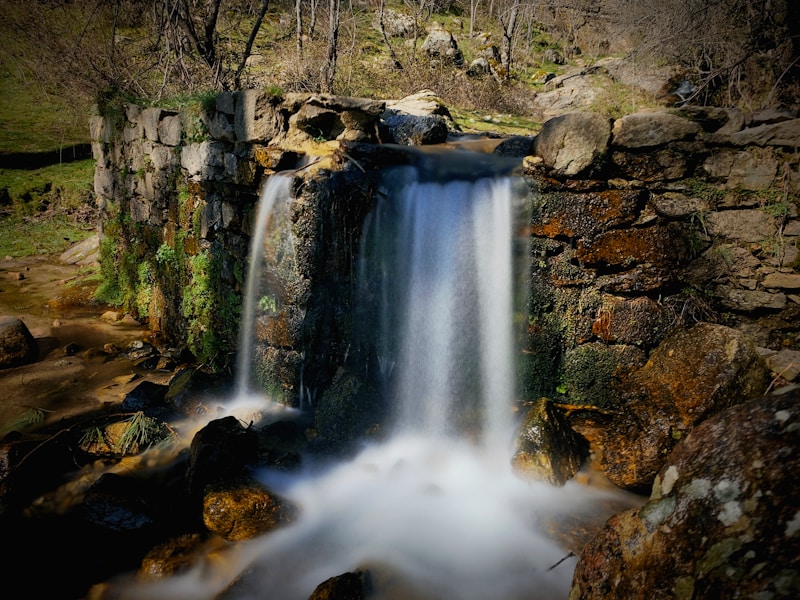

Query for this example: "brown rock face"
[600,323,770,490]
[0,316,38,368]
[571,389,800,600]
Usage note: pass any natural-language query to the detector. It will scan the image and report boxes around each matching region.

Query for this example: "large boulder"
[599,323,771,491]
[0,316,38,369]
[420,26,464,67]
[531,112,612,176]
[571,388,800,599]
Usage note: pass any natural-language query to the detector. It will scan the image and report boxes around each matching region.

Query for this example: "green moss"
[181,245,240,371]
[562,344,620,408]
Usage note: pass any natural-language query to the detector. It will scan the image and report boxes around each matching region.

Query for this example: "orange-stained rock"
[572,388,800,599]
[599,323,770,491]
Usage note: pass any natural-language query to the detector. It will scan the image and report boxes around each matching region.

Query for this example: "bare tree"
[321,0,341,92]
[234,0,271,88]
[499,0,520,79]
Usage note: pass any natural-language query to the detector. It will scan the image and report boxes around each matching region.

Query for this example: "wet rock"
[121,380,169,414]
[561,343,646,409]
[492,135,534,157]
[309,569,373,600]
[512,398,586,486]
[186,416,259,497]
[572,389,800,599]
[382,113,448,146]
[139,533,208,578]
[599,323,771,490]
[313,368,384,450]
[532,112,611,176]
[0,316,38,368]
[202,477,296,541]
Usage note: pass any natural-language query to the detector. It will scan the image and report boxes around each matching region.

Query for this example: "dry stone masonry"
[92,93,800,478]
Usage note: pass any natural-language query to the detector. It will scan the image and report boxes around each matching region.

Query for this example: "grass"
[0,67,91,155]
[0,213,94,258]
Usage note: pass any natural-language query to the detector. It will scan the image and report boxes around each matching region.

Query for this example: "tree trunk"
[234,0,271,89]
[500,0,520,79]
[296,0,304,55]
[321,0,340,92]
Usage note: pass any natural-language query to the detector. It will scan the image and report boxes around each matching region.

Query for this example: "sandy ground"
[0,252,153,432]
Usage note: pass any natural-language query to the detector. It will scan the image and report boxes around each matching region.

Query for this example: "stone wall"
[520,107,800,411]
[90,91,384,387]
[92,91,800,447]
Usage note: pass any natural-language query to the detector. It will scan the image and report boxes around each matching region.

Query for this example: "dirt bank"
[0,252,153,432]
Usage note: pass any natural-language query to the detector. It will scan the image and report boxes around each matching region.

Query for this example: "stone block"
[612,111,700,148]
[158,114,183,146]
[234,89,283,143]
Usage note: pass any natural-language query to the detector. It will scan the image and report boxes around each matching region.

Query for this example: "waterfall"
[360,166,519,450]
[234,173,294,400]
[119,154,635,600]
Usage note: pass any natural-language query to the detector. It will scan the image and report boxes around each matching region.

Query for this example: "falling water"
[118,155,634,600]
[361,166,519,451]
[234,174,293,399]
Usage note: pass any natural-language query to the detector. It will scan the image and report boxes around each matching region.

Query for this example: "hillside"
[0,0,797,254]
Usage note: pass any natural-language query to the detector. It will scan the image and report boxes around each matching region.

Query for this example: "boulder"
[382,113,448,146]
[511,398,586,486]
[599,323,771,490]
[309,569,373,600]
[0,316,38,368]
[202,477,296,541]
[420,26,464,67]
[572,389,800,599]
[186,416,260,497]
[383,90,459,132]
[532,112,612,176]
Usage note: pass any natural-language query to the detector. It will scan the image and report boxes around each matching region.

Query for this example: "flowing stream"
[121,156,634,600]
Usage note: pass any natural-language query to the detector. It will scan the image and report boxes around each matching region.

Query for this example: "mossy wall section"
[90,92,382,377]
[521,108,800,409]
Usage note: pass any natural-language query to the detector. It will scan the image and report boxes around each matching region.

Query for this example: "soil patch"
[0,252,152,431]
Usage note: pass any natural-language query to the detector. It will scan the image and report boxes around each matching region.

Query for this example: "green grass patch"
[0,159,95,208]
[0,212,93,258]
[0,68,91,155]
[451,108,542,136]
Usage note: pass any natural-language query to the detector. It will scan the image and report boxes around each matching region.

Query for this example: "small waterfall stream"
[234,174,294,399]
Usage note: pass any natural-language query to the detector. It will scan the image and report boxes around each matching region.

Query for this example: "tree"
[499,0,521,79]
[320,0,340,92]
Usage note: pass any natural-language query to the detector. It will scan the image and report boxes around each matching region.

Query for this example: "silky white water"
[117,163,630,600]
